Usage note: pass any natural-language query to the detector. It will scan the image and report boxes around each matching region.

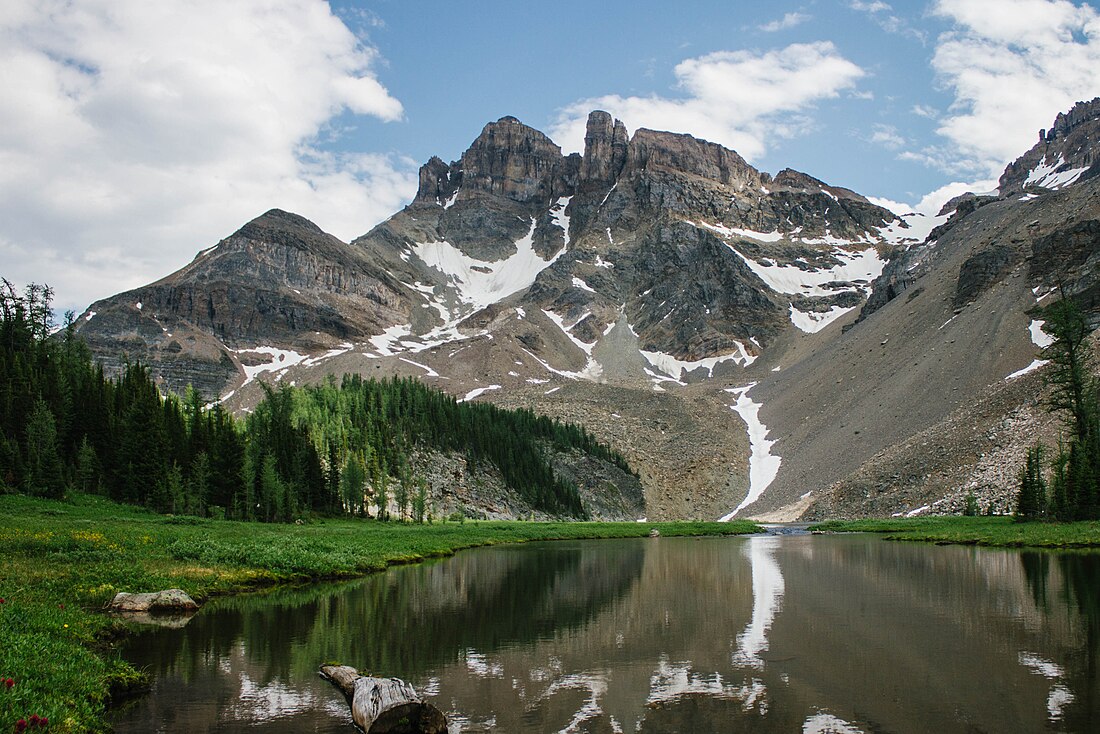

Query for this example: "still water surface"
[112,534,1100,733]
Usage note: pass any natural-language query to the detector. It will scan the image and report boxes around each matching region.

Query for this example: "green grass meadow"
[0,493,758,732]
[811,515,1100,547]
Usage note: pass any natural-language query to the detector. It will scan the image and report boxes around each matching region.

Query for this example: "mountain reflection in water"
[113,535,1100,733]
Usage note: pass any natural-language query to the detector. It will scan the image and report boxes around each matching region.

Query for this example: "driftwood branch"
[320,665,446,733]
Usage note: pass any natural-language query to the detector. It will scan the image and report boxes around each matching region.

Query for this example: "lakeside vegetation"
[0,493,759,732]
[1016,297,1100,521]
[812,515,1100,547]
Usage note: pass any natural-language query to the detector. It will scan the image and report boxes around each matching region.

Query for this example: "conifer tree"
[24,397,65,498]
[1016,445,1047,521]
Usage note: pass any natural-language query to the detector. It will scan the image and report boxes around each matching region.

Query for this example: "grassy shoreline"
[0,494,759,733]
[810,515,1100,547]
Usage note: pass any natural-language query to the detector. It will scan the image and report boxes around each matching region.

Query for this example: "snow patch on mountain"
[721,383,781,520]
[1026,154,1089,190]
[789,304,855,333]
[412,217,565,316]
[1029,319,1054,348]
[640,344,756,383]
[459,385,501,402]
[1008,319,1055,380]
[236,347,308,383]
[551,195,572,247]
[692,220,784,243]
[742,247,883,296]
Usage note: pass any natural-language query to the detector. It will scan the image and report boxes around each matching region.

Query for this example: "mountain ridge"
[73,99,1100,521]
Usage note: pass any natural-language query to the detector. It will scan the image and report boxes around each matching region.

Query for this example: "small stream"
[111,535,1100,733]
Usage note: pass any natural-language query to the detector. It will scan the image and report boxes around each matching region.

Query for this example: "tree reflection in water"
[114,536,1100,733]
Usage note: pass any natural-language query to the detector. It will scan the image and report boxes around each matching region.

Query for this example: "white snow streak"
[693,220,784,243]
[1007,360,1048,380]
[551,195,572,248]
[399,357,439,377]
[721,383,781,519]
[458,385,501,403]
[572,276,596,293]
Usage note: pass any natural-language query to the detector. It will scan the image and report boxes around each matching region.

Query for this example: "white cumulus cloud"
[0,0,415,312]
[759,12,811,32]
[550,42,865,161]
[921,0,1100,176]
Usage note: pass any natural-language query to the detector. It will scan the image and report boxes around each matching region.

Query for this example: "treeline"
[1017,298,1100,521]
[1,280,630,520]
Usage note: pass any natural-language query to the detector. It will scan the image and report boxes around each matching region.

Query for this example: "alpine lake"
[110,531,1100,733]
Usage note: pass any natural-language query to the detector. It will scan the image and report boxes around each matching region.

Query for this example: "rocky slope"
[75,100,1100,520]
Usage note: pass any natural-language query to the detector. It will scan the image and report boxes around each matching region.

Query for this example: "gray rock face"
[623,128,762,191]
[77,209,412,396]
[579,110,628,193]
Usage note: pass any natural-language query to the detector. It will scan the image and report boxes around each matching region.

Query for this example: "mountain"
[75,99,1100,521]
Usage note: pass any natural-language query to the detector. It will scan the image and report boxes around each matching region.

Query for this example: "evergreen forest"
[1017,297,1100,521]
[1,280,632,521]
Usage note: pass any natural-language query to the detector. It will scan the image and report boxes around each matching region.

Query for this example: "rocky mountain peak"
[770,169,868,203]
[623,127,762,191]
[234,208,328,243]
[456,115,566,204]
[579,110,629,193]
[1000,96,1100,194]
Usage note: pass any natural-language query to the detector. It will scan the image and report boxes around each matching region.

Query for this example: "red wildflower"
[38,718,48,728]
[15,719,26,732]
[0,597,6,603]
[4,677,13,688]
[57,604,64,610]
[28,715,39,726]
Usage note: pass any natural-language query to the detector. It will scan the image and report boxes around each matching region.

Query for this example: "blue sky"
[2,0,1099,313]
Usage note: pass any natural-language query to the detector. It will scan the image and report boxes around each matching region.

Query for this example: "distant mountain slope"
[73,99,1100,521]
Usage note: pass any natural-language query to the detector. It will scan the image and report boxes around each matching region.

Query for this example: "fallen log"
[320,665,447,734]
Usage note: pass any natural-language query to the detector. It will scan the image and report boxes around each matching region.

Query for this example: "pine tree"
[1016,444,1047,521]
[1037,298,1100,520]
[413,475,428,524]
[340,455,366,516]
[24,397,65,498]
[74,436,100,494]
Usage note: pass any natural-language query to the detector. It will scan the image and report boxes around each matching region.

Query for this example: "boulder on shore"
[108,589,199,613]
